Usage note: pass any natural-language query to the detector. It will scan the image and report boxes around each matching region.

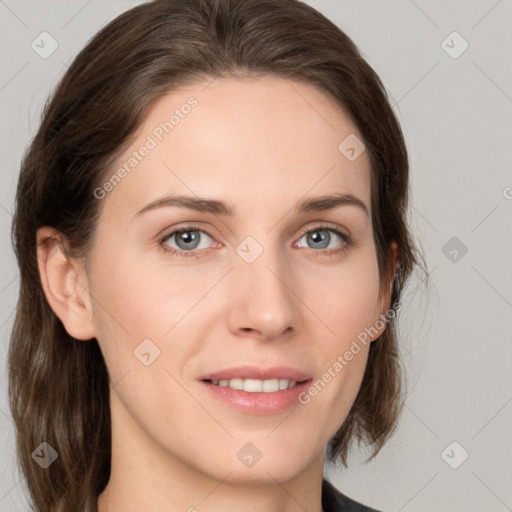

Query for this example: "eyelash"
[158,223,352,259]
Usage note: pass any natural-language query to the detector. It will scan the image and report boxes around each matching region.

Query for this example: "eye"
[160,225,214,257]
[159,223,351,258]
[294,224,351,256]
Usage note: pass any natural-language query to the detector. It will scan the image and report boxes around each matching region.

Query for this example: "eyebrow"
[133,192,369,218]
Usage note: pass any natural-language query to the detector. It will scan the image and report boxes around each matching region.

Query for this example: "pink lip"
[198,365,313,415]
[199,365,312,382]
[199,379,313,415]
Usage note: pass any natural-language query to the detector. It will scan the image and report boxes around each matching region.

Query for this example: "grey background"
[1,1,511,510]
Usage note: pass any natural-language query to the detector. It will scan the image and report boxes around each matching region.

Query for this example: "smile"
[207,378,300,392]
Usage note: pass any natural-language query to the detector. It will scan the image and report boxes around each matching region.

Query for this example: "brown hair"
[9,0,423,510]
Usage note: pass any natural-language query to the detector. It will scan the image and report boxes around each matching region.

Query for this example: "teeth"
[211,378,298,392]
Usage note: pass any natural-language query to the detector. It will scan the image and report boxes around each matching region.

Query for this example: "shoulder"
[322,478,384,512]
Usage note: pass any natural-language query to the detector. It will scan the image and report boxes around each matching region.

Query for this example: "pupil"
[309,230,328,248]
[178,231,198,249]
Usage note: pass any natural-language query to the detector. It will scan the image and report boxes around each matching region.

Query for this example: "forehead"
[101,76,371,220]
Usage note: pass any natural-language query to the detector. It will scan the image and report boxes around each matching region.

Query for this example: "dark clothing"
[322,479,383,512]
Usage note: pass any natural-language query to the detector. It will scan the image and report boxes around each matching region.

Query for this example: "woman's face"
[78,77,390,482]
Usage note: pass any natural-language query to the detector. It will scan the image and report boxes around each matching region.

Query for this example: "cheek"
[88,249,217,398]
[90,255,196,339]
[297,248,381,411]
[306,249,382,344]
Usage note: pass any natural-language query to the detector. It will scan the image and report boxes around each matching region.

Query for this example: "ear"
[36,226,96,341]
[370,241,399,343]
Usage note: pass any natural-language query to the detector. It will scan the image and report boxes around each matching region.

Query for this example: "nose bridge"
[228,234,300,338]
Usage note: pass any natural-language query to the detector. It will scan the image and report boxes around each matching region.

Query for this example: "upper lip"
[199,365,312,382]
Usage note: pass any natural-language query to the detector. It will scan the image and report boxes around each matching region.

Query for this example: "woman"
[9,0,422,511]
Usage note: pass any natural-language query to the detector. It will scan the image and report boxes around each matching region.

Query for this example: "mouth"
[198,365,313,414]
[203,377,308,392]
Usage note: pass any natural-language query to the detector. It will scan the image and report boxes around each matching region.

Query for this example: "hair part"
[9,0,424,510]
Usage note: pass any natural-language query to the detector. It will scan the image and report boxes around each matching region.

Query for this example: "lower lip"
[199,379,313,415]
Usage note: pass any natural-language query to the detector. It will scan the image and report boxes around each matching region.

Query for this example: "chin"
[190,438,321,486]
[214,461,309,486]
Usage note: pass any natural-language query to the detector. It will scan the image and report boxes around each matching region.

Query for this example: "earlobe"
[36,227,96,341]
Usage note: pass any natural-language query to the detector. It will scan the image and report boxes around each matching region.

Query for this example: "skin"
[37,76,396,512]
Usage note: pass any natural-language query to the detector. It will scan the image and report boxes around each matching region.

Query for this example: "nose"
[226,244,301,341]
